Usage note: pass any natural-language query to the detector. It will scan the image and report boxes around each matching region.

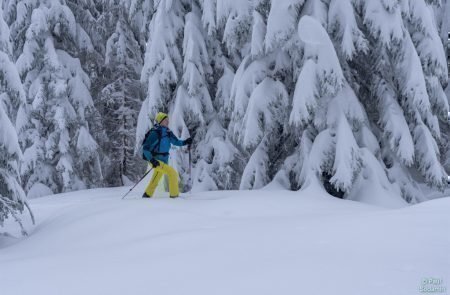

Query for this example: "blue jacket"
[142,124,185,164]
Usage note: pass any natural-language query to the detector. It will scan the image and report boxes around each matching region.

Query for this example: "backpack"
[140,127,162,160]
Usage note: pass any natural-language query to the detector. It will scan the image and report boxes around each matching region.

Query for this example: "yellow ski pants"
[144,161,179,197]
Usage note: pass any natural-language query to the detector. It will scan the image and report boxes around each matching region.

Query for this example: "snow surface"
[1,186,449,295]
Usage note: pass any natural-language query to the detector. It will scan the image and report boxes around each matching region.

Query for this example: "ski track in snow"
[1,187,449,295]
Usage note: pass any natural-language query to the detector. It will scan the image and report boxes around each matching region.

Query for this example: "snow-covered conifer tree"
[225,1,295,190]
[186,0,245,191]
[341,0,450,202]
[288,16,366,194]
[16,1,102,195]
[0,7,29,232]
[136,0,186,152]
[100,8,145,185]
[170,4,214,190]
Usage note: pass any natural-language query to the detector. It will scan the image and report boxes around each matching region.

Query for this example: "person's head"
[155,112,169,127]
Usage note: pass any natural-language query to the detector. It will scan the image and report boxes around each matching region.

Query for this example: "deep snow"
[1,185,449,295]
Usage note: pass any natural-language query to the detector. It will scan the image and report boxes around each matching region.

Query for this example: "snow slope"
[1,186,449,295]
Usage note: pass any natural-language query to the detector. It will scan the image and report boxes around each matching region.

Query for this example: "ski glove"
[150,158,160,168]
[184,137,193,145]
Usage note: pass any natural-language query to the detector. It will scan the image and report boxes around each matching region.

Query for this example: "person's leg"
[159,162,179,197]
[144,166,164,197]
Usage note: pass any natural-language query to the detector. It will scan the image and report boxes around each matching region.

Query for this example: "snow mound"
[27,182,53,199]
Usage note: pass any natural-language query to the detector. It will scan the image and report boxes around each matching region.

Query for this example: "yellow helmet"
[155,112,168,124]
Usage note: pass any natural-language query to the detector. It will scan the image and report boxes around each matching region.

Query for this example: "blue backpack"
[140,128,162,160]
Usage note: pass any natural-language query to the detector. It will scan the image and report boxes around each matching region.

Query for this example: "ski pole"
[188,144,192,187]
[122,168,153,199]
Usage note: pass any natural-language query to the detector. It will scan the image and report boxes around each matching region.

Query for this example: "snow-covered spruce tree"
[0,6,30,233]
[287,15,373,199]
[136,0,186,153]
[278,2,399,201]
[66,0,111,182]
[222,0,299,190]
[430,0,450,184]
[198,0,249,191]
[170,3,214,191]
[16,1,102,195]
[100,8,146,185]
[171,2,243,192]
[272,0,449,203]
[339,0,449,202]
[56,0,149,187]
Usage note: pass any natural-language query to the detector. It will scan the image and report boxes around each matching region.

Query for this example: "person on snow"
[142,112,192,199]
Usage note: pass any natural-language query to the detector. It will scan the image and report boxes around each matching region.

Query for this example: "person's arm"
[143,130,158,160]
[168,131,186,146]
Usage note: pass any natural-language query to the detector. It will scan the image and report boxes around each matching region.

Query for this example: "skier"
[142,112,192,198]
